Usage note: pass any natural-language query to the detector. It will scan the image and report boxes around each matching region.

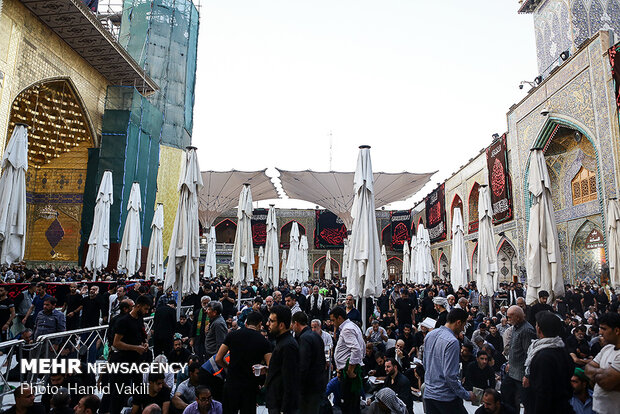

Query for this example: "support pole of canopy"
[177,278,182,320]
[238,282,242,311]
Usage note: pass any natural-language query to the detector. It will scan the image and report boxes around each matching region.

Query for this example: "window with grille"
[571,167,597,205]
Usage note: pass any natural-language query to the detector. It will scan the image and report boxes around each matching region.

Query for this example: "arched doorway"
[572,221,605,284]
[387,257,403,282]
[381,224,392,246]
[313,255,340,279]
[438,253,449,280]
[468,183,480,233]
[215,219,236,243]
[280,220,306,248]
[497,238,518,283]
[450,194,464,223]
[7,79,94,263]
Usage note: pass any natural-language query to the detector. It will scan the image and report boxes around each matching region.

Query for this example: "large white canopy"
[232,184,255,286]
[477,186,498,298]
[117,182,142,277]
[146,203,165,280]
[402,240,410,283]
[204,226,217,279]
[450,208,469,289]
[85,170,113,276]
[198,170,279,227]
[276,169,435,228]
[263,206,280,287]
[286,222,302,284]
[608,199,620,290]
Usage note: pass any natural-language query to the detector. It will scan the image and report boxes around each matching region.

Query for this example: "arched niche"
[497,237,518,283]
[468,183,481,233]
[312,255,340,280]
[215,219,237,244]
[280,220,306,248]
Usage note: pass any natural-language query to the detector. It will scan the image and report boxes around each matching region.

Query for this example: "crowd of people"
[1,264,620,414]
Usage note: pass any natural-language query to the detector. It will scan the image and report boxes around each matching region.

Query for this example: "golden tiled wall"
[0,0,109,156]
[24,142,90,262]
[155,145,185,255]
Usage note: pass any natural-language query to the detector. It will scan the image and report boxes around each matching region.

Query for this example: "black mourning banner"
[486,134,513,224]
[314,210,347,249]
[390,210,411,249]
[251,208,268,246]
[425,183,447,243]
[609,44,620,110]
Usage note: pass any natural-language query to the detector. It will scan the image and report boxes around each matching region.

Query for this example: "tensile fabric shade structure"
[0,124,28,265]
[450,208,469,289]
[477,186,498,298]
[402,240,411,283]
[526,149,564,304]
[146,203,165,280]
[85,170,113,277]
[232,184,255,309]
[204,226,217,279]
[263,205,280,287]
[608,199,620,289]
[118,182,142,277]
[286,222,302,284]
[346,146,383,331]
[198,170,278,227]
[276,168,435,229]
[164,147,203,297]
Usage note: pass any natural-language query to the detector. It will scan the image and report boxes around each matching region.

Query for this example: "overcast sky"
[192,0,538,210]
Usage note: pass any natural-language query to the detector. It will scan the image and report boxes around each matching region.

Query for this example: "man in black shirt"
[0,285,15,341]
[110,295,151,414]
[528,290,553,327]
[176,314,192,344]
[394,289,414,331]
[131,373,171,414]
[3,384,45,414]
[81,286,102,328]
[292,311,326,414]
[384,357,413,414]
[153,301,177,356]
[168,338,191,365]
[464,351,496,391]
[62,283,83,331]
[216,311,271,414]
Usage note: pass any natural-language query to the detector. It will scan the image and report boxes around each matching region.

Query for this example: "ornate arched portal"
[313,255,340,280]
[7,79,94,263]
[215,219,236,244]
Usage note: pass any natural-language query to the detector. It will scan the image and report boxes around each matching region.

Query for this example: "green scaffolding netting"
[119,0,199,149]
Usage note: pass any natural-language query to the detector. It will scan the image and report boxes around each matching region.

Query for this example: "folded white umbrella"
[205,226,217,279]
[118,182,142,277]
[264,205,280,287]
[299,234,309,282]
[477,186,498,298]
[325,250,332,280]
[146,203,165,280]
[280,250,288,282]
[257,246,265,282]
[0,124,28,266]
[381,245,389,281]
[409,236,417,284]
[450,208,469,289]
[347,146,383,331]
[85,170,113,277]
[342,237,350,280]
[232,184,255,309]
[286,222,301,284]
[402,240,410,283]
[526,149,564,304]
[165,147,203,299]
[422,227,434,284]
[608,199,620,289]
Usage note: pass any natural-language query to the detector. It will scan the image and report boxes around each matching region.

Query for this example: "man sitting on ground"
[182,386,222,414]
[474,389,516,414]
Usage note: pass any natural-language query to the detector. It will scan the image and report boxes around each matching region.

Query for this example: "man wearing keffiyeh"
[191,296,211,360]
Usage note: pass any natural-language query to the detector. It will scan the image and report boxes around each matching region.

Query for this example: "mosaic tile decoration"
[155,145,184,255]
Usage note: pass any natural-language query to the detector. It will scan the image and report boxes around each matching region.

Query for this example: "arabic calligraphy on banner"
[486,134,513,224]
[315,210,347,249]
[425,183,447,243]
[390,210,411,249]
[251,208,268,246]
[585,228,604,249]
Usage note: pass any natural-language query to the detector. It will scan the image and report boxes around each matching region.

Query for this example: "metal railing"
[0,340,25,407]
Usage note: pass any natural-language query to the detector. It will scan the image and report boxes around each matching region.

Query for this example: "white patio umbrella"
[232,184,254,310]
[264,205,280,287]
[381,245,389,281]
[415,223,433,284]
[409,236,417,284]
[165,147,203,319]
[477,186,498,306]
[608,199,620,289]
[280,250,288,282]
[117,182,142,277]
[0,124,27,266]
[299,234,309,282]
[257,246,265,282]
[450,208,469,289]
[526,149,564,304]
[85,170,113,278]
[286,222,301,284]
[402,240,411,283]
[325,250,332,280]
[146,203,165,280]
[347,146,383,331]
[204,226,217,279]
[422,227,435,284]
